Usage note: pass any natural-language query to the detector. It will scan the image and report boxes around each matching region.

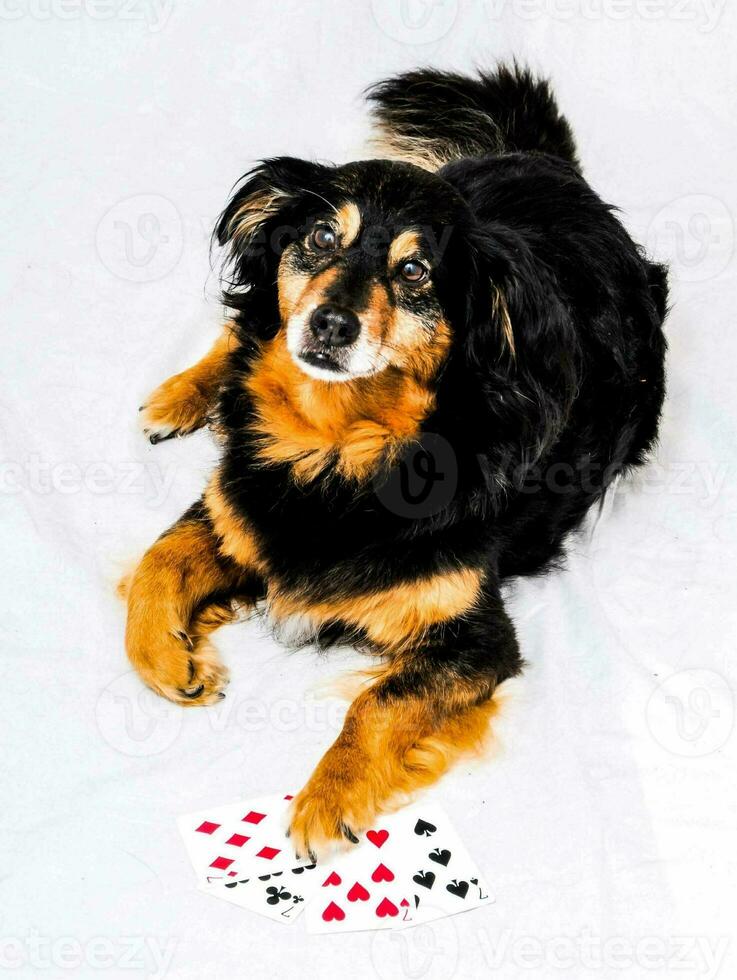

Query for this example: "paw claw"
[133,633,229,707]
[148,430,179,445]
[139,373,210,442]
[288,760,373,861]
[180,683,205,699]
[340,823,359,844]
[174,632,194,653]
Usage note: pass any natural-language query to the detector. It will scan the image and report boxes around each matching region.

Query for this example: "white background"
[2,1,736,978]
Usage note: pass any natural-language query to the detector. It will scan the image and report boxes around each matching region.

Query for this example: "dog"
[126,64,668,860]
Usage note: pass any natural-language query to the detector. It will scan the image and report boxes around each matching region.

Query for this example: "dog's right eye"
[310,225,337,251]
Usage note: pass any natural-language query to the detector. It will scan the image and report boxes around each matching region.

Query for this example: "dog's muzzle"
[309,304,360,348]
[288,302,380,381]
[296,303,362,375]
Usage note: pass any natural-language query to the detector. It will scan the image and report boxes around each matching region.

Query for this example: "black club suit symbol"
[265,886,292,905]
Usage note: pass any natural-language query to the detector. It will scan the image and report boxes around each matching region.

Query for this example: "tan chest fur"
[243,335,436,483]
[204,470,482,651]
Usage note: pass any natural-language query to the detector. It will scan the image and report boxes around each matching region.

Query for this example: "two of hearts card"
[177,793,495,933]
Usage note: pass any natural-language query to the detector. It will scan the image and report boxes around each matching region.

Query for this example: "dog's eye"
[310,225,337,251]
[399,259,428,283]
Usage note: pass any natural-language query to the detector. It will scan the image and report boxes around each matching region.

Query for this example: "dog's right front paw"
[140,373,211,444]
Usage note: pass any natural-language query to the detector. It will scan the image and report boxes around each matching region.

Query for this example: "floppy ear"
[466,225,572,366]
[463,224,580,477]
[215,157,332,298]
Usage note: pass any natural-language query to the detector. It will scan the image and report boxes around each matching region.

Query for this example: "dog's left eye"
[310,225,337,251]
[399,259,428,283]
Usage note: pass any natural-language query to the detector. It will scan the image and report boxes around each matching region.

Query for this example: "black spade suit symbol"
[446,879,469,900]
[412,870,436,890]
[428,848,451,867]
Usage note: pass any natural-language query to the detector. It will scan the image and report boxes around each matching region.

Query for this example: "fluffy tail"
[367,63,579,173]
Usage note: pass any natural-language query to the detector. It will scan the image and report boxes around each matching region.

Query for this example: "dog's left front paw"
[288,746,373,861]
[140,373,211,444]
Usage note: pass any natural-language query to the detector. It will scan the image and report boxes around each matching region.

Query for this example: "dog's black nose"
[309,304,360,348]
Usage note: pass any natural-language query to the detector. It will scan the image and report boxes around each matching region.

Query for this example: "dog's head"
[216,157,579,489]
[216,157,491,384]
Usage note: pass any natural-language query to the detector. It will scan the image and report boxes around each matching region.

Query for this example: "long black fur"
[206,64,667,690]
[367,62,580,169]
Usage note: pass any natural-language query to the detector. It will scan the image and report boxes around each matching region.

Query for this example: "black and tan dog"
[125,65,667,858]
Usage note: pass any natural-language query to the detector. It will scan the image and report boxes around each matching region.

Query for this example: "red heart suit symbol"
[375,897,399,918]
[371,863,394,883]
[347,881,370,902]
[322,901,345,922]
[322,871,342,886]
[366,829,389,848]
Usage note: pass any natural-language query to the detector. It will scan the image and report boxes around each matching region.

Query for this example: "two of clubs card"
[177,793,495,933]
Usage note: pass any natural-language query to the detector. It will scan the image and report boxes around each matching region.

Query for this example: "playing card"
[177,793,301,886]
[305,822,414,934]
[387,804,495,927]
[179,794,495,932]
[203,861,323,923]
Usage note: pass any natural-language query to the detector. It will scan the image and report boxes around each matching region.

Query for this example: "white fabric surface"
[3,2,736,977]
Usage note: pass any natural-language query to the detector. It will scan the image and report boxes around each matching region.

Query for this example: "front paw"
[126,607,229,707]
[288,746,373,861]
[140,373,211,443]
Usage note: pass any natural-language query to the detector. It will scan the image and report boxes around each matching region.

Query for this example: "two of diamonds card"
[177,793,324,922]
[178,795,495,932]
